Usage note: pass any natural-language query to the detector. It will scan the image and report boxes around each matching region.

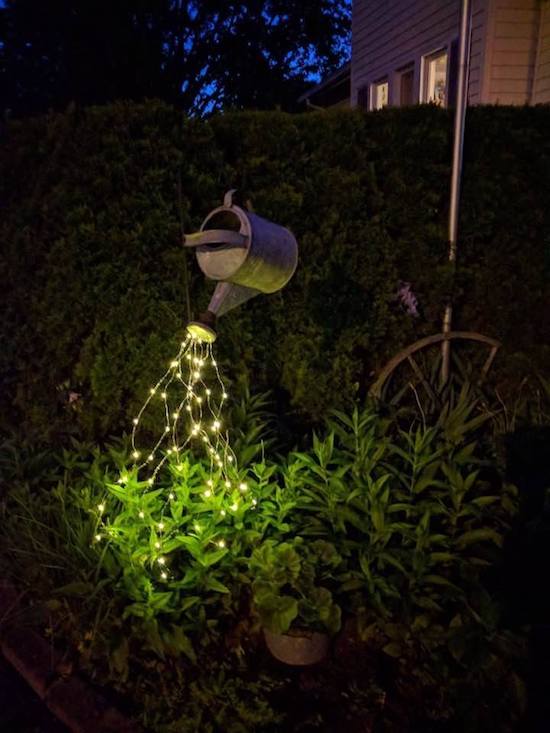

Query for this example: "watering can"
[183,190,298,342]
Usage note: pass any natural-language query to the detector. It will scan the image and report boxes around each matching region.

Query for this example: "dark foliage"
[0,0,351,117]
[1,102,549,443]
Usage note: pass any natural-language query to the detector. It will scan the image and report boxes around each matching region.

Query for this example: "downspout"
[441,0,473,384]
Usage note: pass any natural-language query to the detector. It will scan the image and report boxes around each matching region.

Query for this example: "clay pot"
[263,627,330,666]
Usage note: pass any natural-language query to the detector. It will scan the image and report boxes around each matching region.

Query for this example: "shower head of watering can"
[183,190,298,342]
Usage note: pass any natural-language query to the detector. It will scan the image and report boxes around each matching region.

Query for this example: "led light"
[161,571,168,579]
[207,479,214,487]
[204,490,212,498]
[231,502,238,512]
[139,511,145,519]
[165,426,170,433]
[155,541,161,549]
[170,360,178,368]
[132,450,140,459]
[239,482,248,492]
[217,539,225,548]
[169,492,175,500]
[185,405,192,412]
[196,396,203,404]
[132,418,139,425]
[193,371,200,379]
[220,509,226,517]
[212,360,217,366]
[158,557,166,565]
[212,420,221,431]
[172,412,179,419]
[222,392,228,399]
[205,388,211,396]
[228,456,234,463]
[117,478,124,484]
[148,478,154,485]
[202,436,208,443]
[158,522,165,530]
[95,534,101,542]
[225,481,231,489]
[150,388,156,395]
[148,454,154,462]
[97,503,105,513]
[161,392,167,399]
[252,498,258,506]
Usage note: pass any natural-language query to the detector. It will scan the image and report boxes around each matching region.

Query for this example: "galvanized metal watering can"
[183,190,298,342]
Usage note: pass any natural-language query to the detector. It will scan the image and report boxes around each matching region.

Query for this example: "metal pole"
[441,0,472,385]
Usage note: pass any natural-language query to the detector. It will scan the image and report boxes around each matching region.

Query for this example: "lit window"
[372,80,389,110]
[424,50,448,106]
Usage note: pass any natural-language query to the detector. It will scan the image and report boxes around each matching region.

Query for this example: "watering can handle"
[183,230,248,248]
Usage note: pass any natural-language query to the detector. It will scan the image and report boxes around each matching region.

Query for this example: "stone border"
[0,580,141,733]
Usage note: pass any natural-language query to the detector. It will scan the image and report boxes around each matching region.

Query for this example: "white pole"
[441,0,472,384]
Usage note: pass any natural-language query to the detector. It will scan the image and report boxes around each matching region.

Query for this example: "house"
[301,0,550,109]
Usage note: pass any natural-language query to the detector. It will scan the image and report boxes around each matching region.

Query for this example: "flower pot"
[263,627,330,666]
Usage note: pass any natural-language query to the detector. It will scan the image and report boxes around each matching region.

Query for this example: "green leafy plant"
[250,538,343,635]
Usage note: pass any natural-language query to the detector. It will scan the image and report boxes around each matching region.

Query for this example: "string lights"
[93,333,247,582]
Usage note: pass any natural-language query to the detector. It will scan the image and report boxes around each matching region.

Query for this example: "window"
[423,50,448,106]
[357,85,369,110]
[398,65,415,106]
[372,80,389,110]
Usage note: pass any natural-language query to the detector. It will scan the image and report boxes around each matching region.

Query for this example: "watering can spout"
[186,282,261,343]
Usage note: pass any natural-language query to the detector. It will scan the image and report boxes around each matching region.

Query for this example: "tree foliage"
[0,0,351,117]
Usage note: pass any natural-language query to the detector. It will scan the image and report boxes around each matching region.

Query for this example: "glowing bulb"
[132,450,140,459]
[185,405,192,412]
[148,478,154,485]
[185,354,192,361]
[148,454,154,462]
[191,424,200,435]
[220,509,226,517]
[231,502,238,512]
[139,511,145,519]
[158,522,165,530]
[252,498,258,506]
[161,571,167,579]
[150,388,156,395]
[132,418,139,425]
[193,371,200,380]
[95,534,101,542]
[202,436,208,443]
[172,412,179,420]
[117,478,124,484]
[222,392,228,399]
[228,456,234,463]
[161,391,167,399]
[217,539,225,548]
[158,557,166,565]
[97,503,105,513]
[205,388,211,396]
[212,420,221,431]
[212,359,217,366]
[204,490,212,498]
[169,492,175,500]
[225,481,231,488]
[196,396,203,404]
[170,360,178,368]
[165,426,170,433]
[155,541,161,549]
[239,482,248,492]
[207,479,214,487]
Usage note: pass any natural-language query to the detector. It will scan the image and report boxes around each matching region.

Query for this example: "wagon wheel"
[369,331,501,406]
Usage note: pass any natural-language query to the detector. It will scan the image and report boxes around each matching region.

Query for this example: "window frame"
[395,63,415,107]
[370,78,389,111]
[420,47,450,107]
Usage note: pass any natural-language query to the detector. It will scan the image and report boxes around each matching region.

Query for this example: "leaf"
[382,642,402,658]
[204,576,230,594]
[456,528,503,548]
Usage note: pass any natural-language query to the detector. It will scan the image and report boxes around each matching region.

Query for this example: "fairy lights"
[93,333,263,584]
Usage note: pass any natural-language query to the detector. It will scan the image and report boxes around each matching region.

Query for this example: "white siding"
[351,0,489,107]
[533,3,550,103]
[483,0,540,104]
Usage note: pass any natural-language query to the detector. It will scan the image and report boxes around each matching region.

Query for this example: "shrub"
[1,102,549,443]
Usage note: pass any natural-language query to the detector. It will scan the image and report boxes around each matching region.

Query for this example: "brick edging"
[0,580,141,733]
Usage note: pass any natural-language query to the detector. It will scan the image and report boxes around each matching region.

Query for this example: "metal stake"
[441,0,472,384]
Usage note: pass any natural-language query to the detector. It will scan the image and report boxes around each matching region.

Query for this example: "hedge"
[1,101,549,442]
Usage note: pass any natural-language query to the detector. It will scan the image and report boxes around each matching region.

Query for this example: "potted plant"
[250,538,342,665]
